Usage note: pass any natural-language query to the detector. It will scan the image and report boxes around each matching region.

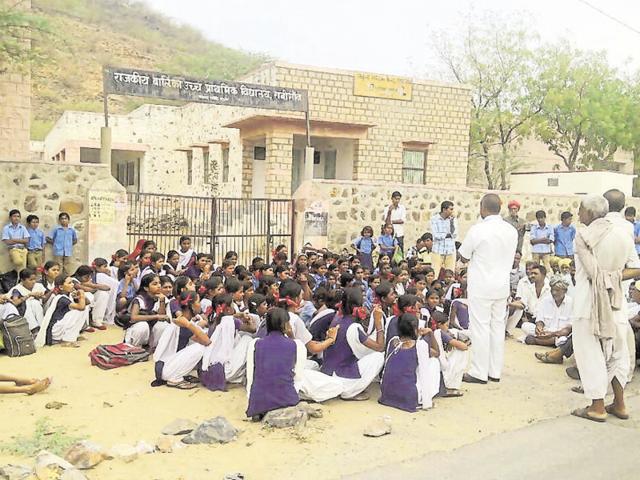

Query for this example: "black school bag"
[0,314,36,357]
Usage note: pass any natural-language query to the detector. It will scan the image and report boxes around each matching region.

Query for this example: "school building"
[38,62,472,199]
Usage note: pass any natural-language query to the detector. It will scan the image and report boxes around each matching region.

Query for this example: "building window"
[222,147,230,183]
[402,150,426,184]
[254,146,266,160]
[186,150,193,185]
[203,149,211,185]
[547,177,559,187]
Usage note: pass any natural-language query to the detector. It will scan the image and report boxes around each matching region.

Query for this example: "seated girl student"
[185,253,213,281]
[109,249,128,280]
[391,267,409,296]
[140,252,165,280]
[433,312,469,397]
[373,253,391,276]
[364,275,381,312]
[246,307,307,420]
[384,294,420,350]
[310,260,328,292]
[125,274,169,348]
[198,276,224,316]
[309,287,340,342]
[91,258,119,326]
[9,268,46,332]
[448,271,469,331]
[379,313,442,412]
[116,261,139,315]
[36,275,90,348]
[225,277,245,312]
[366,281,397,337]
[72,265,111,330]
[177,236,196,273]
[136,250,152,286]
[421,288,444,331]
[200,294,256,391]
[320,287,386,401]
[153,291,211,390]
[247,293,268,338]
[162,250,180,280]
[37,261,61,310]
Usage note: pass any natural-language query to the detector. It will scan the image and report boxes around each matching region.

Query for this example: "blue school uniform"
[378,234,397,256]
[49,226,77,257]
[26,227,45,251]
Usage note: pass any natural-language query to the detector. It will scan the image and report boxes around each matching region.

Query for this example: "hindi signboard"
[88,191,117,225]
[103,66,309,112]
[353,73,412,101]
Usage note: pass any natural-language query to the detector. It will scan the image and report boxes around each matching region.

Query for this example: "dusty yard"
[1,327,637,479]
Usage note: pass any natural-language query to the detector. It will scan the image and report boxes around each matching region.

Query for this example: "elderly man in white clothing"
[603,189,638,382]
[570,195,640,422]
[459,194,518,384]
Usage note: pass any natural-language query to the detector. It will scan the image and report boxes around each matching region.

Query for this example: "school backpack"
[88,343,150,370]
[0,270,18,294]
[0,314,36,357]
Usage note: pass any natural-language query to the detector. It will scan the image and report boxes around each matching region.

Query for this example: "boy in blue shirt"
[2,209,30,273]
[46,212,77,274]
[26,214,46,269]
[553,211,576,259]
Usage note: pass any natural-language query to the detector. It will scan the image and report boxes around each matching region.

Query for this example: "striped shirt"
[430,214,457,255]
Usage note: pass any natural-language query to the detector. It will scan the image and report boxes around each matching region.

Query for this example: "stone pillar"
[265,132,293,198]
[100,127,112,166]
[86,176,128,264]
[304,146,315,181]
[241,139,255,198]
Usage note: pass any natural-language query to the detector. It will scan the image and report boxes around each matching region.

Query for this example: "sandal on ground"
[166,380,198,390]
[571,386,584,394]
[535,352,563,364]
[342,392,370,401]
[571,407,607,423]
[93,325,107,330]
[60,341,80,348]
[605,404,629,420]
[83,327,96,333]
[184,375,200,384]
[441,389,464,398]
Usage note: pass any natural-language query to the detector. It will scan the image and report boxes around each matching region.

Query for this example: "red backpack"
[88,343,150,370]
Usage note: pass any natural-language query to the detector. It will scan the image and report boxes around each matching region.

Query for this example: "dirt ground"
[1,327,638,480]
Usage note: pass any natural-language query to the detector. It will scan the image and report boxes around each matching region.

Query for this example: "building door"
[324,150,337,179]
[252,157,266,198]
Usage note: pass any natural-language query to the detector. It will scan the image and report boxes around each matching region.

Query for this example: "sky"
[145,0,640,79]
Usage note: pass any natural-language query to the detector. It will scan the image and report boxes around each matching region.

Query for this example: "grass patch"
[1,417,81,457]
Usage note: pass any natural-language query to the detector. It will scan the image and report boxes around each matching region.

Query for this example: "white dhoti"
[626,322,636,381]
[225,333,253,384]
[520,321,568,347]
[573,315,630,400]
[161,342,206,383]
[505,308,523,334]
[51,309,89,343]
[442,349,470,390]
[125,321,168,348]
[468,295,508,381]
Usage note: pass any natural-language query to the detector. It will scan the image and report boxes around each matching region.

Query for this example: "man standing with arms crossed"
[459,194,517,384]
[431,201,458,278]
[382,191,407,253]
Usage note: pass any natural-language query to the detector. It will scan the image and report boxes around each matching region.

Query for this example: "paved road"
[346,395,640,480]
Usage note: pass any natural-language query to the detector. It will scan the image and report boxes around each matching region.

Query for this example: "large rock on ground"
[363,416,392,437]
[263,403,324,428]
[182,417,237,444]
[64,440,107,469]
[0,464,32,480]
[108,444,138,463]
[33,451,86,480]
[161,418,197,436]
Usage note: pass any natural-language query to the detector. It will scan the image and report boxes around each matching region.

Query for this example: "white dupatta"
[177,249,194,270]
[201,315,236,371]
[35,294,66,347]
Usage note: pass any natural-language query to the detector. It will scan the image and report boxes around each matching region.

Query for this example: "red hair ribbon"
[111,254,117,261]
[453,287,463,298]
[404,306,418,315]
[272,293,280,303]
[334,301,342,311]
[215,304,226,315]
[91,262,97,269]
[204,306,213,318]
[128,239,146,261]
[180,293,196,306]
[284,296,300,309]
[36,266,44,274]
[52,287,61,295]
[392,303,400,317]
[198,285,207,295]
[352,306,367,321]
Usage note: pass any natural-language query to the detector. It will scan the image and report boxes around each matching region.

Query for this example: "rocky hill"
[30,0,265,139]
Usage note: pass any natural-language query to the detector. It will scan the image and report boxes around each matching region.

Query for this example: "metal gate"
[126,193,295,265]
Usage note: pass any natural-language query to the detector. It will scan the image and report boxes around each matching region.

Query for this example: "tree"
[534,44,634,171]
[434,19,543,189]
[0,0,48,74]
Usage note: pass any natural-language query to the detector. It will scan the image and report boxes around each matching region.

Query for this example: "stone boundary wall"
[0,161,114,273]
[294,179,640,256]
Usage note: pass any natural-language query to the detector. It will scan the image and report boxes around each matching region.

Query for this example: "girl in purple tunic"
[366,281,397,337]
[308,287,340,342]
[246,307,306,419]
[247,293,268,339]
[379,313,440,411]
[321,287,386,401]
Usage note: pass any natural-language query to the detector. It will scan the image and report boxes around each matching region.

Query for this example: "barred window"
[203,149,212,185]
[186,150,193,185]
[222,148,230,183]
[402,150,426,184]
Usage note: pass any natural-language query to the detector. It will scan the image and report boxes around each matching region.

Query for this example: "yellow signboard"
[353,73,413,101]
[88,191,117,225]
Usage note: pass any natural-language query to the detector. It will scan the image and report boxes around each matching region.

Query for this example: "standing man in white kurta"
[571,195,639,422]
[458,194,517,384]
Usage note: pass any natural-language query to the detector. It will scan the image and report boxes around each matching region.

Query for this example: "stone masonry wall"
[295,179,640,258]
[0,161,113,273]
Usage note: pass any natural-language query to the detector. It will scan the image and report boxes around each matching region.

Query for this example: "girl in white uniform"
[9,268,45,332]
